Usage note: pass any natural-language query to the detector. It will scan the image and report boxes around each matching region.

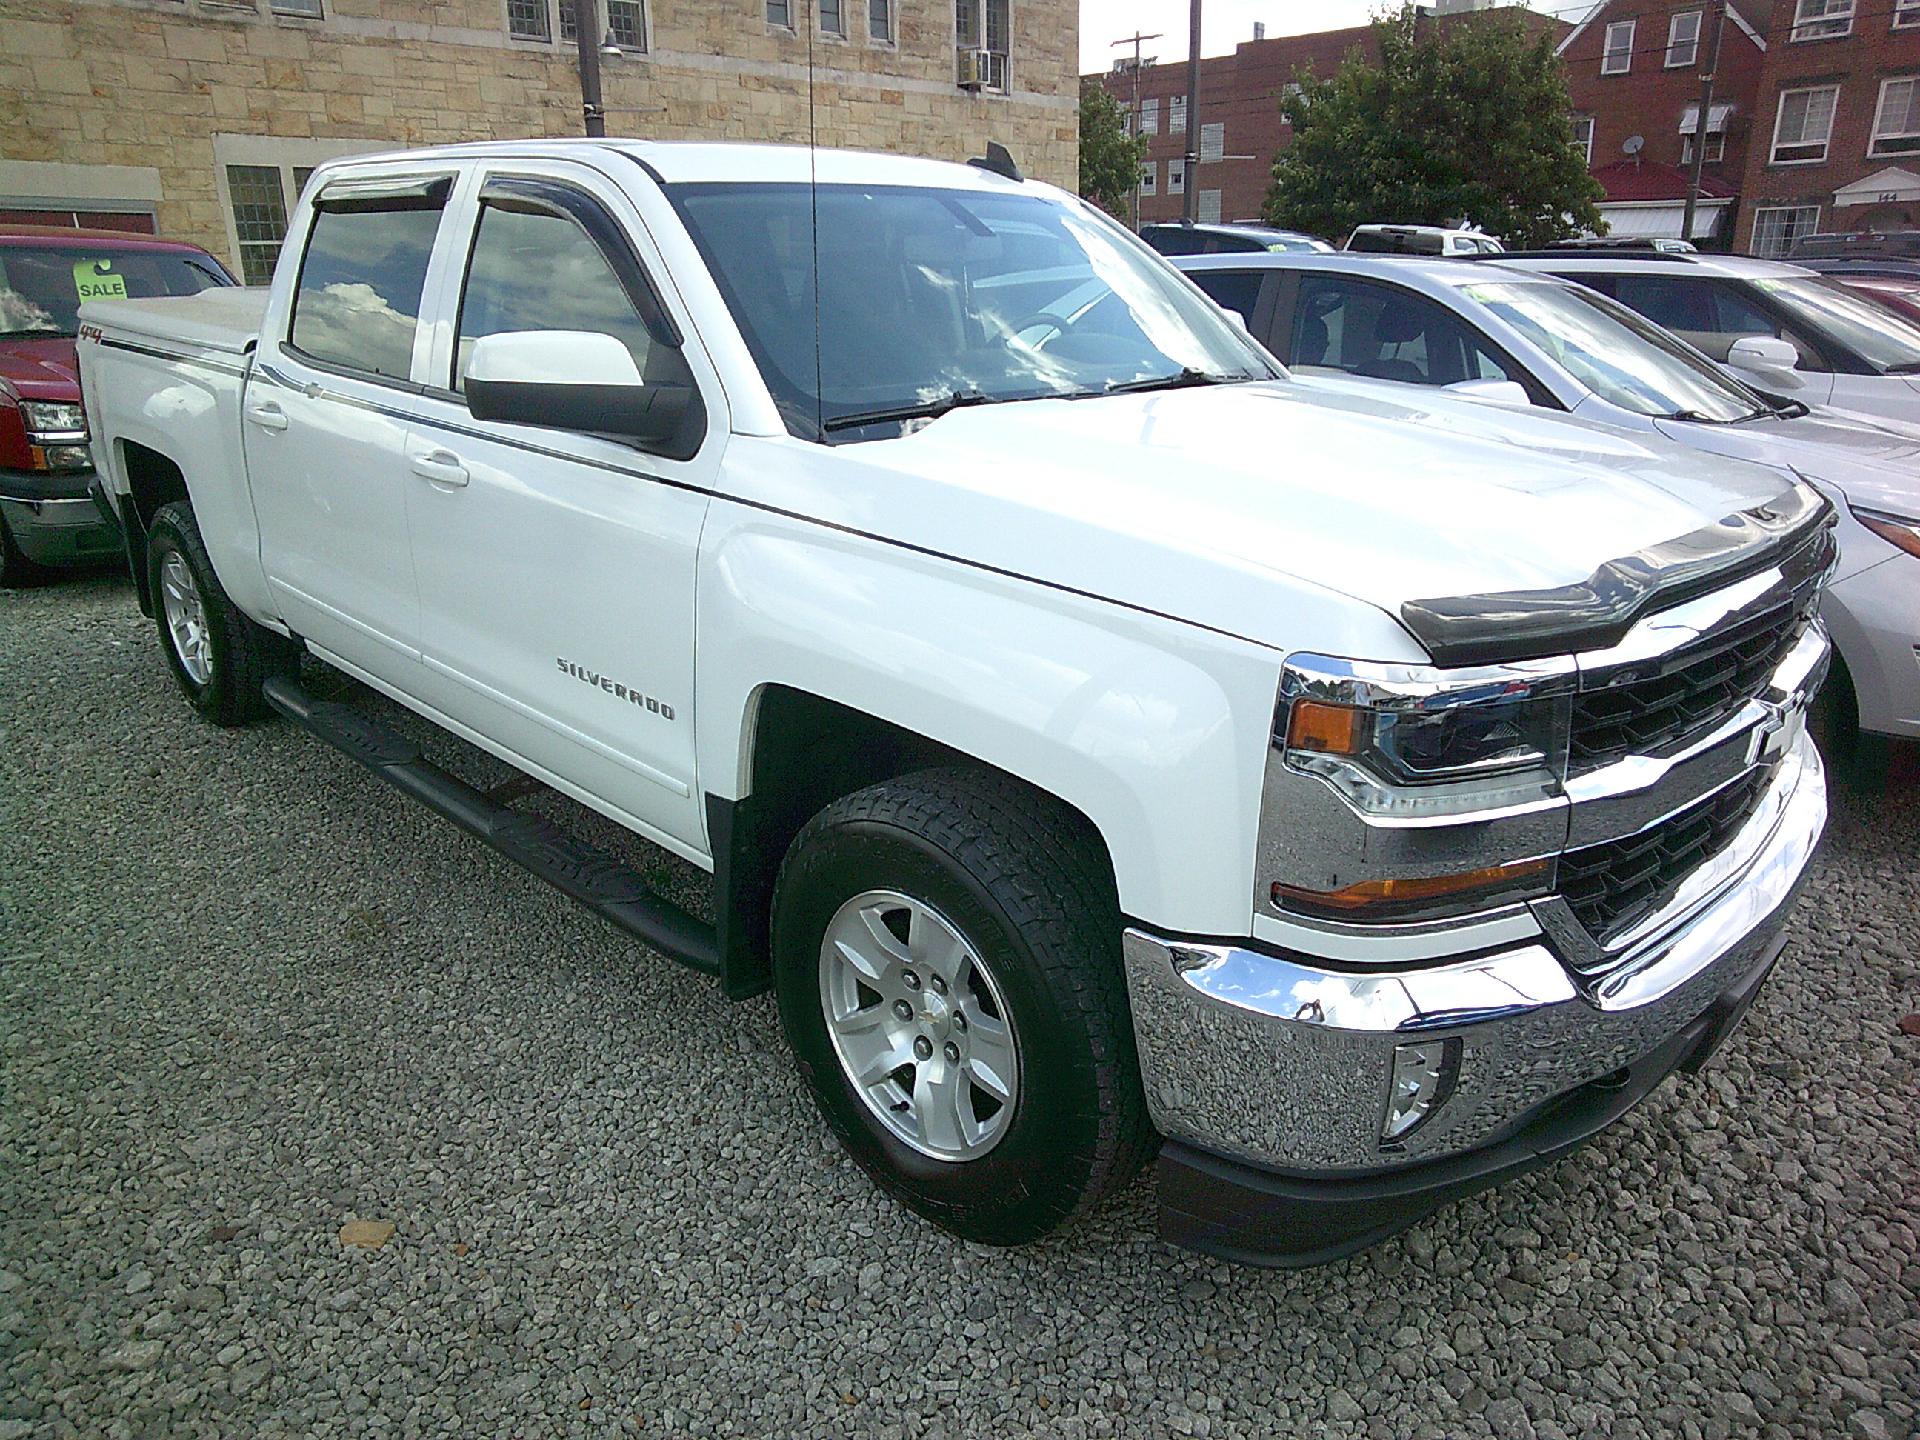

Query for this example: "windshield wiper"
[1101,366,1254,396]
[821,390,999,434]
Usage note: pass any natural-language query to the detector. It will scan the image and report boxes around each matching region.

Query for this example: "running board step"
[262,676,718,975]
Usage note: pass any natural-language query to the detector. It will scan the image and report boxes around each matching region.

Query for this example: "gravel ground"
[3,572,1918,1440]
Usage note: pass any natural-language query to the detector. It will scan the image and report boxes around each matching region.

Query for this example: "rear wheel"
[772,767,1153,1245]
[147,501,297,726]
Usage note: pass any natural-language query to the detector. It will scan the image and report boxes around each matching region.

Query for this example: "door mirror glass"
[466,330,693,443]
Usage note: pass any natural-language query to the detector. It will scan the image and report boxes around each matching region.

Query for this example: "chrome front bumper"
[1123,723,1826,1175]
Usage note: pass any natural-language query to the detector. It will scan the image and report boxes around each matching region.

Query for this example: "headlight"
[1851,503,1920,561]
[19,400,87,436]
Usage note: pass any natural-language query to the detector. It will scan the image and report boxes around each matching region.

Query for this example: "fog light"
[1382,1037,1460,1144]
[46,443,92,471]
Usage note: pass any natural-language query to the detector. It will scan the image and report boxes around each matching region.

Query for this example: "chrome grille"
[1557,766,1772,960]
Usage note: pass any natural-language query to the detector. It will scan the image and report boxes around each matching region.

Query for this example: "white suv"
[1494,251,1920,426]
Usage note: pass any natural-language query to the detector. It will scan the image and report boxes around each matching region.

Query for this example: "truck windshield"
[1461,280,1772,423]
[1752,277,1920,375]
[0,245,231,339]
[668,182,1276,439]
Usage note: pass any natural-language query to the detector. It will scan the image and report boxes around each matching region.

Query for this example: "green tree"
[1264,5,1604,248]
[1079,77,1149,219]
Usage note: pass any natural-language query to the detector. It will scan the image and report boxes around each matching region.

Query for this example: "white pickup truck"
[78,139,1836,1267]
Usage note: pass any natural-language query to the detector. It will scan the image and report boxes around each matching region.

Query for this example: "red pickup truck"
[1,224,233,583]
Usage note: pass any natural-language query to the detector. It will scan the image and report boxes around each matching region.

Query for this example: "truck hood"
[1652,409,1920,520]
[0,336,80,403]
[762,379,1805,660]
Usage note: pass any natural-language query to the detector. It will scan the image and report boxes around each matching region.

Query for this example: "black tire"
[771,767,1154,1245]
[147,500,298,726]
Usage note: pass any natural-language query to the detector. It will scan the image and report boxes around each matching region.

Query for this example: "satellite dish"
[1622,134,1645,155]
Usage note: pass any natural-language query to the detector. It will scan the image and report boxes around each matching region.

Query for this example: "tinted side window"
[454,205,656,390]
[1189,270,1263,325]
[1145,227,1207,256]
[1609,276,1715,334]
[1291,276,1515,387]
[289,205,441,381]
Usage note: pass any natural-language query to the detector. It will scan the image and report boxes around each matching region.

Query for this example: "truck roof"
[315,138,1035,192]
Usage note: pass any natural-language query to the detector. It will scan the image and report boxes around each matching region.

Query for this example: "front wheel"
[147,501,297,726]
[772,768,1153,1246]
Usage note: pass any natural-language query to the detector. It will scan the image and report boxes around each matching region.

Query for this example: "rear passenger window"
[289,202,442,382]
[1189,270,1264,326]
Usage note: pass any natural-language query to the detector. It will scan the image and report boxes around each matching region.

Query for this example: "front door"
[402,164,718,854]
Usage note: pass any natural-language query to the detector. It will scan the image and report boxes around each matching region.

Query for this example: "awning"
[1834,166,1920,206]
[1597,199,1730,240]
[1679,102,1735,134]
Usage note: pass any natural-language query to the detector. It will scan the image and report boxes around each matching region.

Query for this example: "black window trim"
[281,172,456,393]
[1276,271,1563,407]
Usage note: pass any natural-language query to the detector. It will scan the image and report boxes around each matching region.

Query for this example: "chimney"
[1253,21,1266,39]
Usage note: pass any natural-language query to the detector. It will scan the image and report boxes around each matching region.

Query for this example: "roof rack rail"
[1459,248,1703,263]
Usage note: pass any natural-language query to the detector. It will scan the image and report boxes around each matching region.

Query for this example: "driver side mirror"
[466,330,694,446]
[1726,334,1802,380]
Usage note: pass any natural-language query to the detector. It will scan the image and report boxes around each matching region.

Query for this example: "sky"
[1078,1,1596,73]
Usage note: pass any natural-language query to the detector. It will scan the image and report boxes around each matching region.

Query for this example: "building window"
[1199,122,1225,163]
[1139,162,1156,197]
[1140,97,1159,134]
[819,0,843,34]
[605,0,644,49]
[1167,158,1186,194]
[1751,205,1820,256]
[1602,20,1634,74]
[1872,78,1920,155]
[1571,114,1594,164]
[559,0,578,42]
[507,0,550,40]
[766,0,791,24]
[1169,95,1188,133]
[1898,0,1920,28]
[869,0,891,41]
[1771,85,1839,163]
[224,165,289,286]
[1681,131,1725,163]
[1665,10,1702,66]
[955,1,1009,89]
[1197,189,1222,224]
[269,0,324,14]
[1790,0,1853,40]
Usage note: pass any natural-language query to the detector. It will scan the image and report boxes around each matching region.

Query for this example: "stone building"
[0,0,1077,280]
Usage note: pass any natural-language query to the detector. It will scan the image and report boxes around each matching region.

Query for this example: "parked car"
[80,139,1833,1267]
[1490,249,1920,427]
[1827,273,1920,329]
[1552,236,1697,254]
[1177,251,1920,751]
[1781,239,1920,329]
[1140,221,1331,256]
[1346,224,1504,256]
[1788,230,1920,263]
[0,224,232,583]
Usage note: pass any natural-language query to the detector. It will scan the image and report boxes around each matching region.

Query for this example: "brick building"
[1096,7,1571,231]
[1736,0,1920,254]
[0,0,1077,281]
[1558,0,1775,244]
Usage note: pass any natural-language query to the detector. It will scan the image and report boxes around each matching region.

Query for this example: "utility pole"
[1181,0,1201,224]
[1110,30,1162,229]
[576,0,607,137]
[1681,0,1726,245]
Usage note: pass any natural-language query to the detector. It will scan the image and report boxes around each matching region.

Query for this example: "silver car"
[1174,251,1920,751]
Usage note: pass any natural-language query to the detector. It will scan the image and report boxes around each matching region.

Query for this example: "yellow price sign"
[73,258,129,303]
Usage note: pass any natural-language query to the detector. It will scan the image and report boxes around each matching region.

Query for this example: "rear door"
[401,159,720,853]
[246,170,458,681]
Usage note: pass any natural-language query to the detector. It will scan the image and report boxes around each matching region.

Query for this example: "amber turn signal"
[1286,699,1366,756]
[1273,857,1550,914]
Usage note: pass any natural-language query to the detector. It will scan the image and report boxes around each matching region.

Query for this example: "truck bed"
[80,287,268,356]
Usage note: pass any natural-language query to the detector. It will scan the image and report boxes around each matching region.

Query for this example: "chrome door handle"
[244,402,289,431]
[409,450,469,488]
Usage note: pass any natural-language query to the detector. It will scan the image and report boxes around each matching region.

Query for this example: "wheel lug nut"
[929,973,947,995]
[913,1036,933,1061]
[944,1042,960,1064]
[893,1000,913,1021]
[902,970,921,991]
[952,1011,967,1032]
